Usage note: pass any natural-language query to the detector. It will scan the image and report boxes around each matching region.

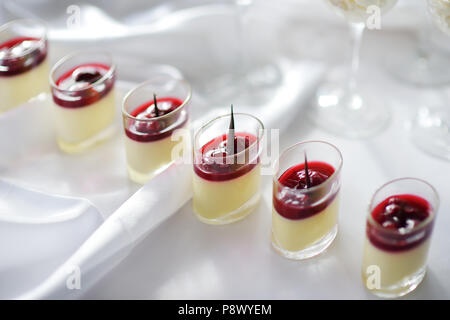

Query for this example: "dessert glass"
[362,178,439,298]
[272,141,343,260]
[0,19,48,113]
[192,113,264,225]
[50,51,116,153]
[122,75,191,184]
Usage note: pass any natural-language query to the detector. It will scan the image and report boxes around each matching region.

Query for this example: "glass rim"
[194,112,265,160]
[0,18,48,59]
[273,140,343,194]
[49,50,116,93]
[122,76,191,121]
[367,177,439,235]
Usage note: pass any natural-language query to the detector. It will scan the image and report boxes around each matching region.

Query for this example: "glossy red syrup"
[125,97,186,142]
[0,37,47,76]
[367,194,433,252]
[273,162,336,220]
[194,133,259,182]
[52,63,115,108]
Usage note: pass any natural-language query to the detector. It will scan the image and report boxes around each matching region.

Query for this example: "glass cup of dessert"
[0,19,48,113]
[122,75,191,184]
[50,51,117,153]
[312,0,398,138]
[272,141,343,260]
[193,107,264,225]
[362,178,439,298]
[411,0,450,161]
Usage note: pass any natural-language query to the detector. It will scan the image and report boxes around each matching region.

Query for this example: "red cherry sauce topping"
[52,63,115,108]
[367,194,433,252]
[194,133,259,182]
[125,97,187,142]
[0,37,47,76]
[273,162,336,220]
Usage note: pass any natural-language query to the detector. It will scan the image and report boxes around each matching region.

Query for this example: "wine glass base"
[412,106,450,161]
[386,48,450,87]
[310,81,390,139]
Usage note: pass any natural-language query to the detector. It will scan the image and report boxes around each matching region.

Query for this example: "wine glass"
[201,0,282,103]
[411,0,450,161]
[311,0,398,138]
[387,0,450,87]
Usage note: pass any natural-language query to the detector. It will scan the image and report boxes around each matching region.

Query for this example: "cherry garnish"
[52,63,115,108]
[0,37,47,76]
[279,162,333,190]
[201,134,252,172]
[367,194,433,252]
[194,133,258,181]
[124,97,185,142]
[274,162,336,220]
[372,195,430,232]
[74,70,102,83]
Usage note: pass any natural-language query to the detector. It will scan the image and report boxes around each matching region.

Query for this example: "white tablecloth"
[1,0,449,299]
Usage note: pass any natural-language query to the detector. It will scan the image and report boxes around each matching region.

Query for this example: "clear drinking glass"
[122,75,191,184]
[50,51,117,153]
[362,178,439,298]
[202,0,282,104]
[272,141,343,260]
[0,19,48,113]
[411,0,450,161]
[192,112,264,225]
[387,1,450,87]
[311,0,398,138]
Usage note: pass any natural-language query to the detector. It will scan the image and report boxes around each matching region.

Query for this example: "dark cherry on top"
[367,194,433,252]
[194,133,259,182]
[273,162,336,220]
[125,97,186,142]
[0,37,47,76]
[52,63,115,108]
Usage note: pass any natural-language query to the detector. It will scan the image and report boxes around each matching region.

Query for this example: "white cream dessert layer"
[362,238,430,288]
[272,195,339,253]
[0,60,49,113]
[52,89,116,147]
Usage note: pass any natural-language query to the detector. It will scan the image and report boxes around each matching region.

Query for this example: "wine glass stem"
[347,22,365,99]
[235,1,250,79]
[417,5,436,62]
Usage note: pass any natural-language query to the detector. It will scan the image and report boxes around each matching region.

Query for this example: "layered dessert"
[193,108,263,225]
[0,22,49,113]
[193,132,261,224]
[50,56,116,153]
[272,161,340,258]
[362,194,435,297]
[124,96,188,183]
[325,0,398,23]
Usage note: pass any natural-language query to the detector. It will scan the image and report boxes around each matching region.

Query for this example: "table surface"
[82,3,449,299]
[2,0,449,299]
